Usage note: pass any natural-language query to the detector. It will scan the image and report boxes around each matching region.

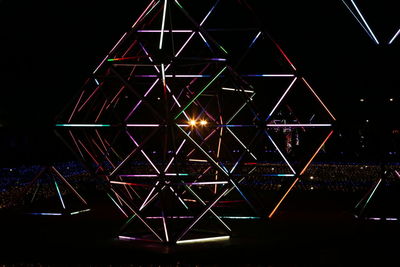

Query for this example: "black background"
[0,0,398,166]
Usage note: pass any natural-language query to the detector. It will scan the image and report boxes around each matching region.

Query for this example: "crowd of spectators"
[0,160,399,210]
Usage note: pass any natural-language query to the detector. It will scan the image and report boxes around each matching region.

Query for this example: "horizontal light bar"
[55,124,111,127]
[218,216,260,219]
[28,212,63,216]
[146,216,194,219]
[266,124,332,127]
[221,87,254,93]
[137,30,194,32]
[119,174,158,177]
[126,124,160,127]
[165,173,189,176]
[242,74,295,77]
[189,159,208,162]
[110,181,149,186]
[261,174,296,177]
[182,181,228,185]
[176,235,230,244]
[70,209,91,215]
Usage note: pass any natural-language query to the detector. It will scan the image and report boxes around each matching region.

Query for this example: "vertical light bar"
[54,180,66,210]
[159,0,168,50]
[268,178,299,218]
[161,63,166,87]
[389,28,400,45]
[301,78,336,121]
[162,213,169,242]
[350,0,379,44]
[266,77,297,121]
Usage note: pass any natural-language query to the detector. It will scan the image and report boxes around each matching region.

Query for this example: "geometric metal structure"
[55,0,335,243]
[341,0,399,45]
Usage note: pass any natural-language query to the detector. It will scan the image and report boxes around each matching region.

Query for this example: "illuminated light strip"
[341,0,375,42]
[389,28,400,45]
[107,193,128,218]
[176,235,230,245]
[139,42,160,73]
[146,216,194,219]
[159,0,168,50]
[362,178,382,212]
[29,213,63,216]
[165,173,189,176]
[126,124,160,127]
[51,166,88,205]
[226,93,256,124]
[127,134,161,174]
[95,100,108,123]
[174,67,227,120]
[302,78,336,121]
[125,79,159,121]
[161,63,166,88]
[70,209,91,215]
[119,174,158,177]
[113,189,164,242]
[110,32,128,55]
[168,187,189,210]
[54,180,66,209]
[182,181,228,185]
[181,183,231,232]
[226,127,257,160]
[56,124,111,127]
[262,174,295,177]
[198,31,211,49]
[266,124,332,127]
[199,0,219,26]
[165,84,190,121]
[395,170,400,179]
[110,181,149,186]
[140,181,159,211]
[176,125,229,176]
[350,0,379,44]
[266,77,297,121]
[268,177,299,219]
[249,31,262,48]
[265,133,296,174]
[176,186,231,241]
[94,78,100,85]
[189,159,208,162]
[69,130,85,160]
[93,55,108,74]
[219,216,260,220]
[164,139,187,172]
[131,0,158,29]
[274,42,297,71]
[242,74,295,77]
[68,90,85,123]
[78,86,100,112]
[108,85,125,109]
[175,31,195,57]
[299,130,334,175]
[162,214,169,242]
[138,29,193,33]
[222,87,254,93]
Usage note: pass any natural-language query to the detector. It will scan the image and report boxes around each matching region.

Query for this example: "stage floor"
[1,190,399,266]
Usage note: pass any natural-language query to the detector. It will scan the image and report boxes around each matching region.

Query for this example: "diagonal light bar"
[174,66,227,120]
[54,180,66,210]
[164,139,187,173]
[341,0,376,42]
[176,125,229,176]
[132,0,160,29]
[266,77,297,121]
[159,0,168,50]
[226,127,257,160]
[268,177,299,219]
[389,28,400,45]
[126,131,160,174]
[265,132,296,174]
[349,0,380,44]
[301,77,336,121]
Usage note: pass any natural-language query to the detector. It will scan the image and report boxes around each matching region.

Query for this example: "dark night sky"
[0,0,398,166]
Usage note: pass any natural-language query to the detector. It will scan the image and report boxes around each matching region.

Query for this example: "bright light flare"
[200,120,208,126]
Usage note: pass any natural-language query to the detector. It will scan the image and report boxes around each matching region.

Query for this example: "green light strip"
[174,66,227,120]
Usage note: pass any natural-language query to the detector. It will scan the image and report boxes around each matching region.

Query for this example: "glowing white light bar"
[131,0,158,29]
[350,0,379,44]
[218,216,260,220]
[176,235,230,244]
[389,28,400,45]
[266,133,296,174]
[341,0,375,42]
[29,213,63,216]
[266,124,332,127]
[183,181,228,185]
[165,173,189,176]
[242,74,294,77]
[249,31,262,48]
[55,124,111,127]
[159,0,168,49]
[267,77,297,121]
[70,209,91,215]
[221,87,254,93]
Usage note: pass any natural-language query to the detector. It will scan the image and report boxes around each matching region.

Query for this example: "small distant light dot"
[310,176,314,180]
[310,186,314,190]
[200,120,207,126]
[157,97,161,100]
[366,120,369,123]
[360,98,365,102]
[9,168,13,172]
[389,98,394,102]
